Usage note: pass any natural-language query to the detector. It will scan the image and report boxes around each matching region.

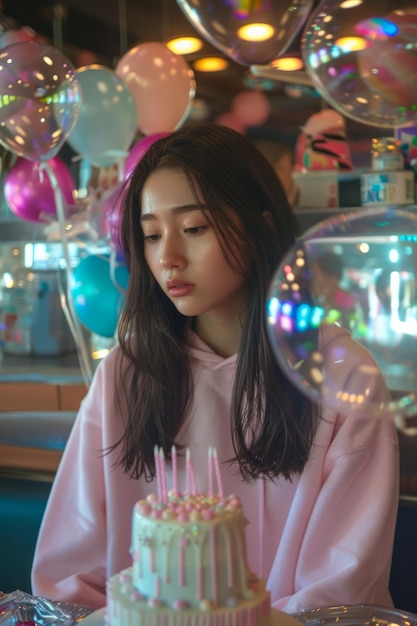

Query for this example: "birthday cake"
[106,447,284,626]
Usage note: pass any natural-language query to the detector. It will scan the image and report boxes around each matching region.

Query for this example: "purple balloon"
[124,132,170,179]
[4,156,76,223]
[103,182,128,259]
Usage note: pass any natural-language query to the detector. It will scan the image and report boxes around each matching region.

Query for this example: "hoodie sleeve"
[270,326,400,613]
[273,414,399,612]
[31,359,108,609]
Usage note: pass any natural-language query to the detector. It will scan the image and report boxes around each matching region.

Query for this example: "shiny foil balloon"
[266,207,417,430]
[71,254,130,338]
[4,156,75,223]
[302,0,417,128]
[124,132,170,179]
[177,0,314,65]
[0,40,81,161]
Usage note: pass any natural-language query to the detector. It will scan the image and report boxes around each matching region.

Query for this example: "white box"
[293,170,339,209]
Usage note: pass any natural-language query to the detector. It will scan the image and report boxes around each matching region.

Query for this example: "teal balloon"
[67,65,137,168]
[71,254,130,337]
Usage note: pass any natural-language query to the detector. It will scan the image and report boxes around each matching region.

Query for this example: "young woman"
[31,123,399,612]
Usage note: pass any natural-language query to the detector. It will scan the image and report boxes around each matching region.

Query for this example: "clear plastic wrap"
[0,590,93,626]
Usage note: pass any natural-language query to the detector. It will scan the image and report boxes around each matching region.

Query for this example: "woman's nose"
[159,235,186,269]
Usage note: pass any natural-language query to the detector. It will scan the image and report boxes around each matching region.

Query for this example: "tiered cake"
[106,447,293,626]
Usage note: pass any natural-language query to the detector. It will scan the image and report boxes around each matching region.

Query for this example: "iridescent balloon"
[302,0,417,128]
[0,40,81,161]
[177,0,314,66]
[266,207,417,429]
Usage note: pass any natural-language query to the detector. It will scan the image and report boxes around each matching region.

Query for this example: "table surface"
[0,352,86,384]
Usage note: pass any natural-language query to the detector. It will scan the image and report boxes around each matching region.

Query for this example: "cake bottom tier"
[107,567,272,626]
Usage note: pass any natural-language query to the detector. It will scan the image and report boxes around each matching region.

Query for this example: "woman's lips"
[167,281,195,297]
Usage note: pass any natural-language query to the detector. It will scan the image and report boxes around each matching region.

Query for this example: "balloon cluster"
[0,33,196,356]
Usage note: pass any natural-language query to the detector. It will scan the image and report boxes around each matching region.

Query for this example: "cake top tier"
[135,492,242,523]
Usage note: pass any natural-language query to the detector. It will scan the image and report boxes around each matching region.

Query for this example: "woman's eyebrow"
[140,204,203,222]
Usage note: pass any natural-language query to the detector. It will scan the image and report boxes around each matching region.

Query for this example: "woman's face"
[140,167,248,324]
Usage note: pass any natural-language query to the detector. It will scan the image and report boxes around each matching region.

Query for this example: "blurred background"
[0,0,387,158]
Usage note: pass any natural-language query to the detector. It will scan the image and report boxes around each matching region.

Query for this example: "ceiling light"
[166,36,203,55]
[340,0,363,8]
[237,23,275,42]
[193,57,229,72]
[271,56,304,71]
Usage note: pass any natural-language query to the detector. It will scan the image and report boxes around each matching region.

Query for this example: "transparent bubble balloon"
[266,206,417,432]
[302,0,417,128]
[177,0,314,66]
[0,40,81,161]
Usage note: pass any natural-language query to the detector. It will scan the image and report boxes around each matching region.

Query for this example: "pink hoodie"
[31,327,399,613]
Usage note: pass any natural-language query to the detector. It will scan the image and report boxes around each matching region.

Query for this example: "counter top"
[0,352,87,385]
[0,348,415,391]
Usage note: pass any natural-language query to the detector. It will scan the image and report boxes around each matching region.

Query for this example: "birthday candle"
[208,446,214,497]
[189,457,197,495]
[154,445,161,502]
[171,444,178,495]
[159,447,168,503]
[185,448,191,495]
[213,448,224,504]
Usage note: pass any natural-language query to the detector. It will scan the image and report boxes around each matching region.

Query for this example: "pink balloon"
[116,42,196,135]
[214,112,247,134]
[231,91,271,127]
[4,156,75,223]
[124,132,170,179]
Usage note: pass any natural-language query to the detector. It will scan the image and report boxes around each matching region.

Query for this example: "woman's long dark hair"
[111,123,316,482]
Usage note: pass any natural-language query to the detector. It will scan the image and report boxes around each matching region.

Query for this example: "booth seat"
[0,411,76,594]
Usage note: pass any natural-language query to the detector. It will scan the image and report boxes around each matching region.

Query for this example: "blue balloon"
[67,65,137,168]
[71,254,130,337]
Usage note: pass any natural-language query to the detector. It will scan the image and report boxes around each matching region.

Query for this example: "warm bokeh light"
[334,36,368,51]
[271,56,304,71]
[340,0,363,8]
[237,23,275,42]
[193,57,228,72]
[166,36,203,55]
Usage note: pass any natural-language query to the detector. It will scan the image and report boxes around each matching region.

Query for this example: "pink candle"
[185,448,191,495]
[208,446,214,496]
[154,445,161,502]
[189,458,197,495]
[213,448,224,504]
[159,447,168,503]
[171,444,178,495]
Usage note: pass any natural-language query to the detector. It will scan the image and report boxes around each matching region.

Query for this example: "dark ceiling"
[0,0,382,151]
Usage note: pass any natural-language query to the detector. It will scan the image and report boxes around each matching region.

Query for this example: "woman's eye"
[143,233,160,242]
[185,225,208,235]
